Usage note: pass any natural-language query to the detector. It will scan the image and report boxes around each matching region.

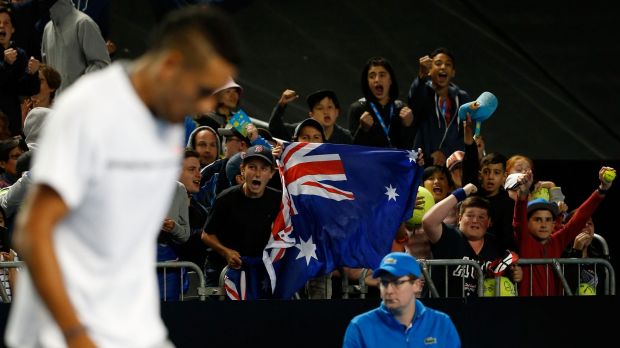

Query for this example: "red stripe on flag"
[224,284,241,300]
[284,160,345,183]
[302,181,355,199]
[282,142,307,165]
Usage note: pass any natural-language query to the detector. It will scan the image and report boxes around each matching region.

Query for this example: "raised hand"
[463,183,477,196]
[418,55,432,78]
[3,48,17,65]
[399,106,414,127]
[359,111,374,130]
[278,89,298,106]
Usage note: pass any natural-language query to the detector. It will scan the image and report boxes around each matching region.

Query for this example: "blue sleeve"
[342,321,364,348]
[251,136,272,149]
[443,316,461,348]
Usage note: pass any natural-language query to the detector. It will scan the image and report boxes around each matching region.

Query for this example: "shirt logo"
[424,337,438,345]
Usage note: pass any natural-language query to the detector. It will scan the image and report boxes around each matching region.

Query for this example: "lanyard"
[434,94,460,151]
[369,102,394,141]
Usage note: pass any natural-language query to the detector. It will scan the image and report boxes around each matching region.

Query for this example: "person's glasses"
[379,278,412,288]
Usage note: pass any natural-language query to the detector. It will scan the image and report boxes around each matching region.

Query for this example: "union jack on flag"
[262,142,423,299]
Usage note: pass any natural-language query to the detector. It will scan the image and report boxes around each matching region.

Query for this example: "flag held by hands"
[263,142,424,299]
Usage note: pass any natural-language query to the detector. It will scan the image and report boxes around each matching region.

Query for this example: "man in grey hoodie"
[41,0,110,93]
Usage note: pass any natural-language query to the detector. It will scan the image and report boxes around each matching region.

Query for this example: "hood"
[50,0,75,23]
[24,107,51,150]
[187,125,221,157]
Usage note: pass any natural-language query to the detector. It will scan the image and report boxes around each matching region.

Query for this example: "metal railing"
[418,259,485,297]
[516,258,615,296]
[0,261,23,303]
[156,261,206,301]
[156,262,232,301]
[340,268,369,299]
[2,256,615,302]
[593,233,610,257]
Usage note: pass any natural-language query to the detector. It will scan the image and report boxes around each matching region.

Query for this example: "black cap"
[242,145,274,166]
[306,89,340,110]
[217,126,251,147]
[293,118,326,142]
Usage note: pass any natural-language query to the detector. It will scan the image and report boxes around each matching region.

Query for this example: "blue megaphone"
[457,91,498,136]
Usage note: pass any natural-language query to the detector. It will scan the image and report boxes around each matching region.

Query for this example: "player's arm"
[13,184,95,348]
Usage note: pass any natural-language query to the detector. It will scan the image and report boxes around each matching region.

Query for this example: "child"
[513,167,613,296]
[408,47,471,166]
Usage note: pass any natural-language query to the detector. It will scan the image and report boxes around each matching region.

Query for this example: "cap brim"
[217,128,236,137]
[242,154,273,166]
[527,202,559,218]
[372,265,411,279]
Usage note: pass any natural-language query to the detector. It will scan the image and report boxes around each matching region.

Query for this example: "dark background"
[4,296,619,347]
[112,0,620,161]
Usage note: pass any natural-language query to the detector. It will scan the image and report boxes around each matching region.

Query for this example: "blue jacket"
[408,78,470,164]
[343,300,460,348]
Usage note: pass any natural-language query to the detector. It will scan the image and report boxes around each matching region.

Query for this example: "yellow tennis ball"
[603,170,616,183]
[578,283,596,296]
[408,186,435,226]
[483,277,516,297]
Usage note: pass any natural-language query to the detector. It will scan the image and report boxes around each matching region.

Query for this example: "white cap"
[504,173,523,191]
[212,77,243,95]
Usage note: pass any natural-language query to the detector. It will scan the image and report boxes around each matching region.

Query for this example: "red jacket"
[513,191,603,296]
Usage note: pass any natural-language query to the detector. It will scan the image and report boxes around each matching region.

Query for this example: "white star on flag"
[385,184,399,201]
[295,236,318,265]
[407,149,418,163]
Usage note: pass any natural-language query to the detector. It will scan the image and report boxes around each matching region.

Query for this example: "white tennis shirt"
[6,63,184,347]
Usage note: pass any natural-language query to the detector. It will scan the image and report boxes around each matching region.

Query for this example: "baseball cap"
[225,151,244,182]
[293,118,326,142]
[527,198,559,219]
[306,89,340,110]
[446,150,465,171]
[373,252,421,279]
[242,145,274,166]
[217,126,251,147]
[212,77,243,96]
[504,173,522,191]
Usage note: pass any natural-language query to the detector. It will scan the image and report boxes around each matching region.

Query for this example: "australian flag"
[262,142,423,299]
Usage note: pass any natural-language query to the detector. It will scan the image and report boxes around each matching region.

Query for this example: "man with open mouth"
[201,145,281,289]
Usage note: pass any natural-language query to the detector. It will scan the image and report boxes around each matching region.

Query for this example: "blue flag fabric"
[224,256,271,300]
[263,142,424,299]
